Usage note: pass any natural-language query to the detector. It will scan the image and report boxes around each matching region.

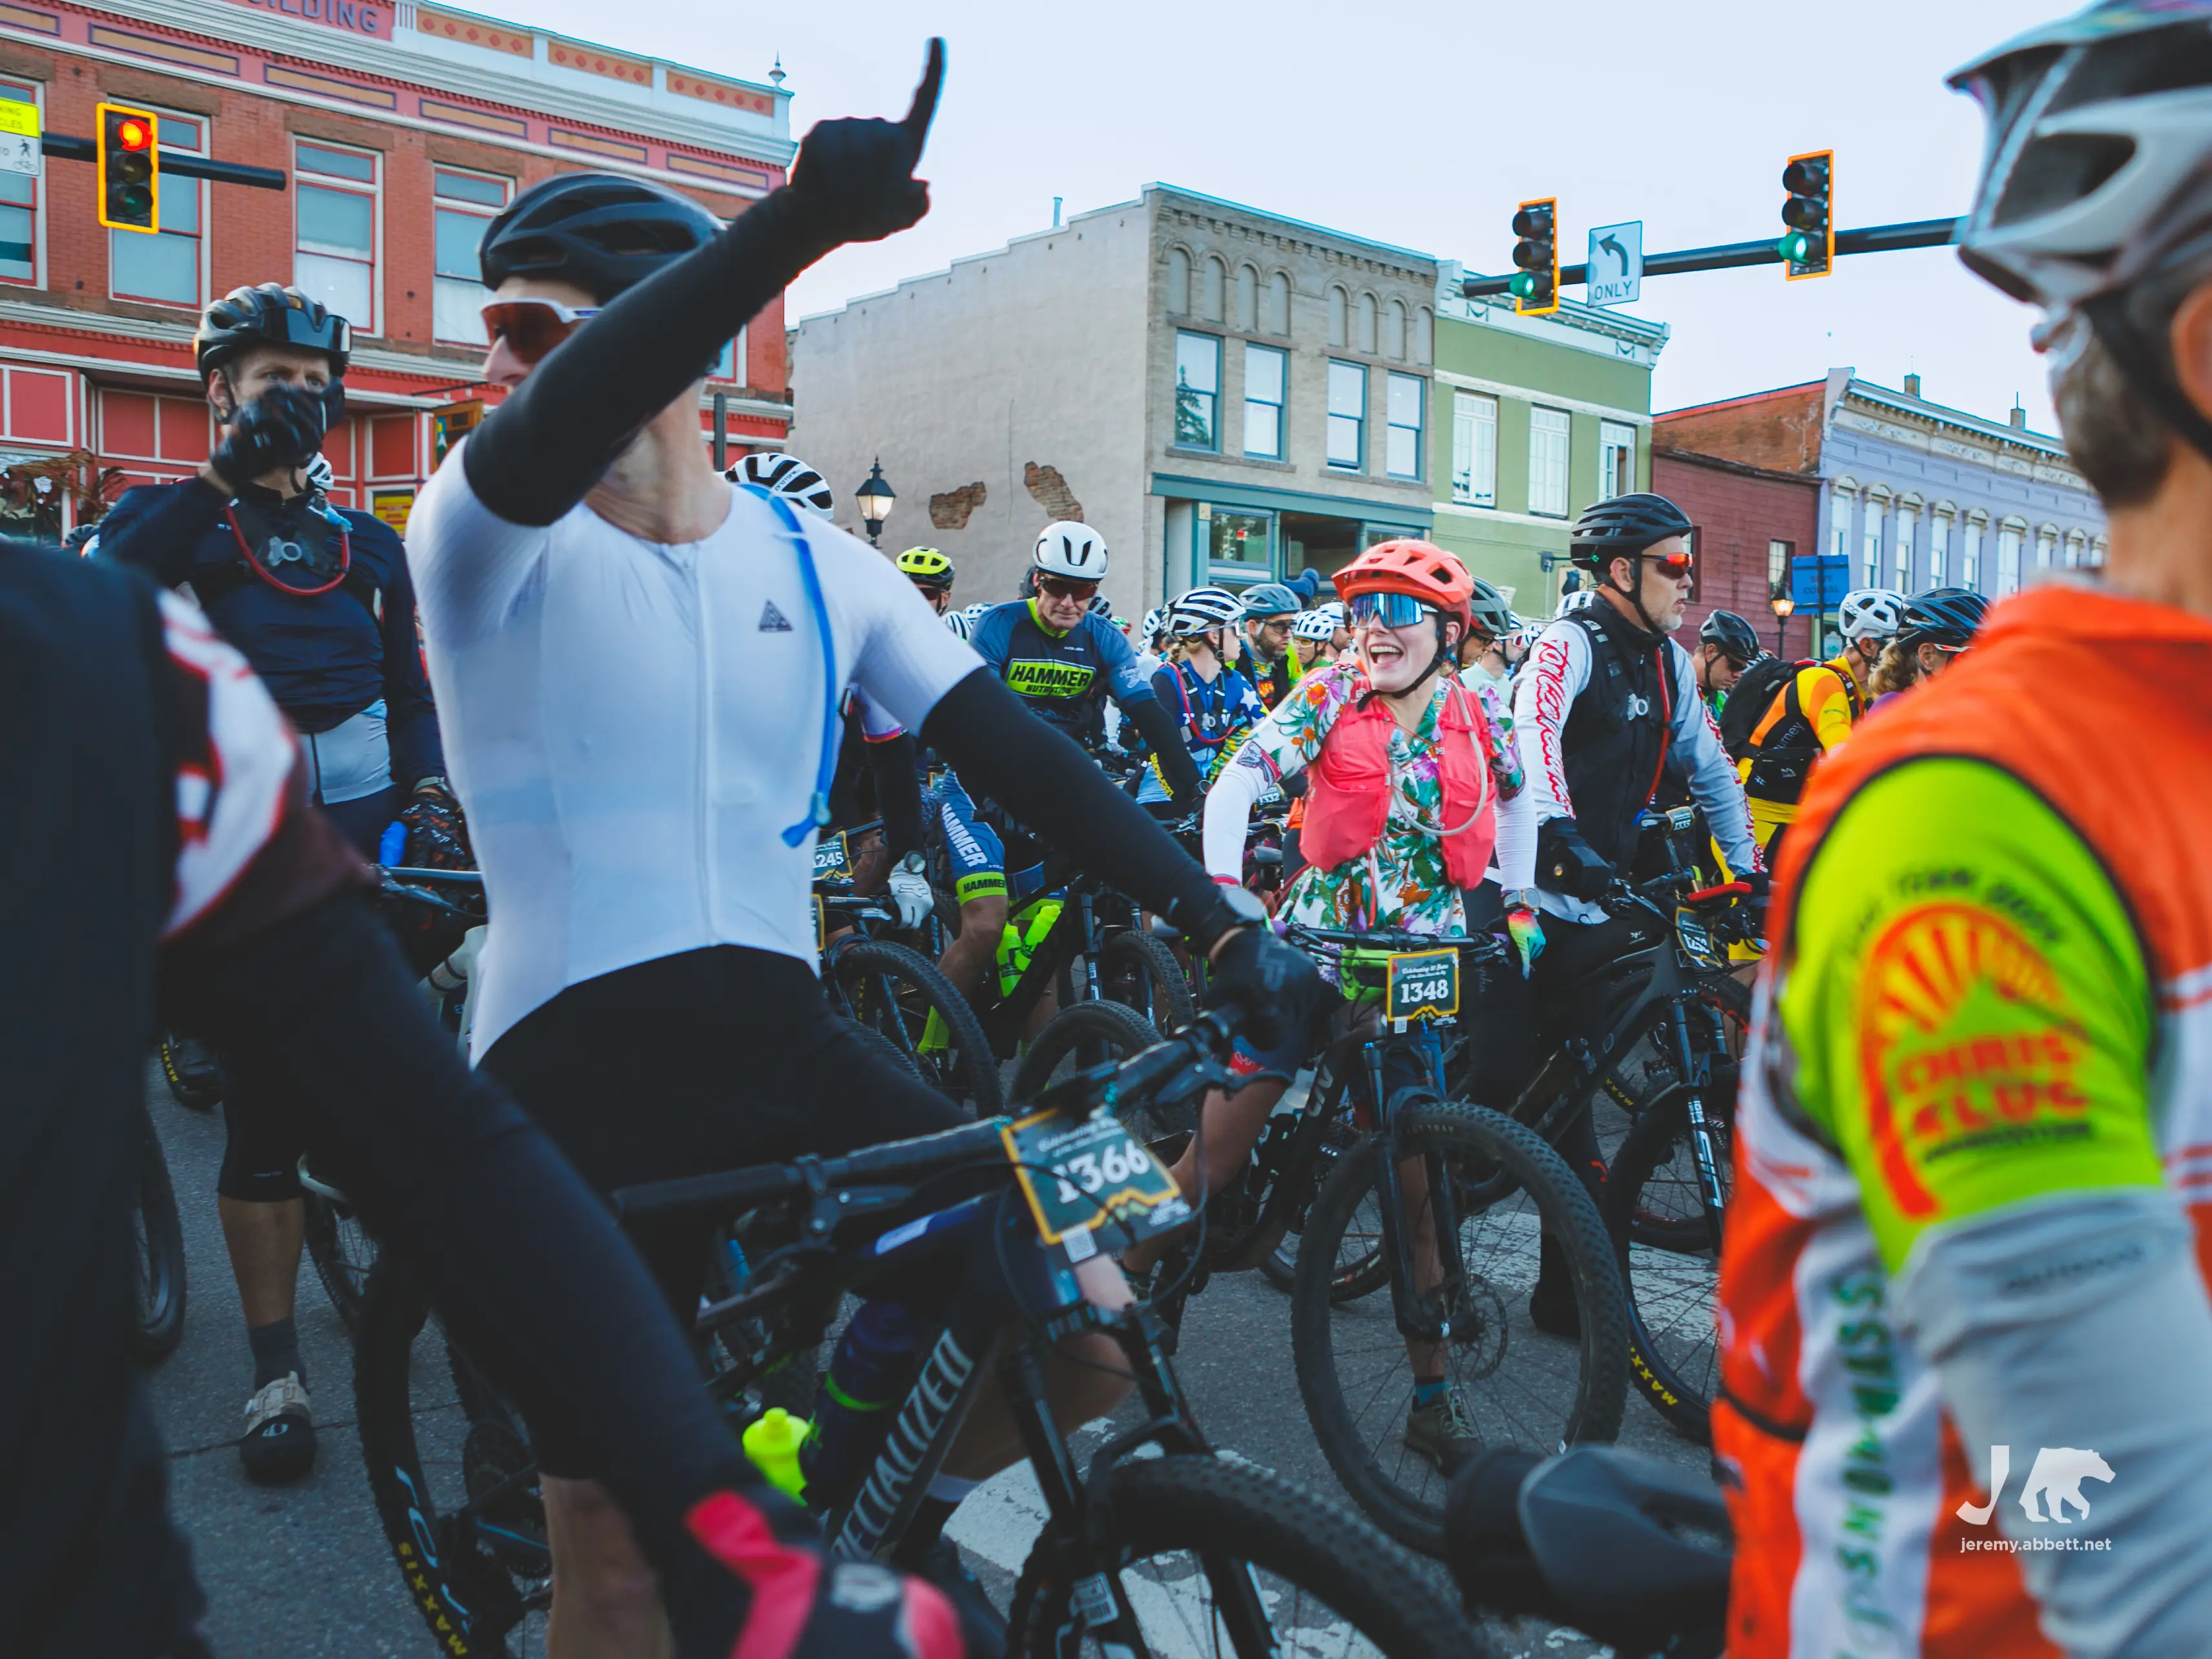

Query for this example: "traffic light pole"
[40,132,286,190]
[1460,215,1961,300]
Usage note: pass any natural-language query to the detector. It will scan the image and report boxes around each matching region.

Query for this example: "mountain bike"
[351,1011,1487,1658]
[128,1098,187,1364]
[1277,926,1629,1558]
[156,1030,223,1111]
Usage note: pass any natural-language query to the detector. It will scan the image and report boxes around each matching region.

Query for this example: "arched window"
[1164,245,1190,315]
[1894,493,1923,590]
[1235,264,1258,332]
[1963,510,1989,590]
[2063,528,2088,569]
[2089,534,2109,569]
[1413,305,1433,365]
[1996,516,2028,594]
[1327,285,1348,348]
[1828,479,1859,566]
[1861,486,1892,587]
[1355,291,1379,354]
[2035,523,2060,570]
[1200,255,1226,323]
[1929,502,1956,585]
[1386,298,1408,360]
[1265,271,1291,335]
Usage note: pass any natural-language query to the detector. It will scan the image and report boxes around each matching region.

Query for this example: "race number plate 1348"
[1002,1107,1191,1250]
[1386,948,1460,1023]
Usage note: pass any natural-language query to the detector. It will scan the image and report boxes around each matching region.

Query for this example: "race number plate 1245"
[1386,948,1460,1023]
[813,831,851,881]
[1002,1107,1191,1249]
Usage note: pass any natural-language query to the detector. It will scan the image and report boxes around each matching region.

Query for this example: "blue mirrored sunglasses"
[1347,591,1437,629]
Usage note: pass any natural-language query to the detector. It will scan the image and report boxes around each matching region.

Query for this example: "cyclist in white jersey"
[406,50,1319,1655]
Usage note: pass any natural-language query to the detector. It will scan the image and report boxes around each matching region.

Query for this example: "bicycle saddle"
[1446,1445,1730,1658]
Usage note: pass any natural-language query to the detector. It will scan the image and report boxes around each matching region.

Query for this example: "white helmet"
[1839,587,1907,642]
[303,452,335,496]
[729,451,835,519]
[1292,609,1339,644]
[1165,585,1244,636]
[1033,520,1108,580]
[1561,588,1599,614]
[944,607,975,644]
[1139,605,1169,649]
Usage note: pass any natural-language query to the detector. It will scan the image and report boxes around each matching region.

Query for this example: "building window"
[1355,291,1378,353]
[1173,330,1220,450]
[1326,286,1348,347]
[1326,360,1366,470]
[1452,390,1497,508]
[1528,405,1570,517]
[2036,525,2059,570]
[1894,504,1916,590]
[1768,538,1793,595]
[432,167,510,346]
[1861,494,1887,585]
[1263,271,1289,335]
[1164,246,1190,315]
[1199,256,1226,323]
[112,110,205,308]
[1208,506,1271,572]
[295,140,380,333]
[0,78,40,285]
[1385,373,1423,479]
[1242,342,1286,459]
[1930,512,1951,585]
[1598,421,1636,501]
[2064,528,2088,569]
[1830,485,1853,564]
[1996,521,2024,594]
[1963,516,1986,590]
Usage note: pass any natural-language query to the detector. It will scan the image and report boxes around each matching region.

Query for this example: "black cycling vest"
[1559,608,1674,870]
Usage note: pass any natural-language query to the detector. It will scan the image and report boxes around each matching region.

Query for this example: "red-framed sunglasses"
[1647,547,1695,578]
[481,298,601,365]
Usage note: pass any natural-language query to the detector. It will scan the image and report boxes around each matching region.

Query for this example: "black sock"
[247,1316,304,1391]
[894,1495,960,1566]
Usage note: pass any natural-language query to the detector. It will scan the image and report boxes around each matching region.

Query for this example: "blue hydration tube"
[744,485,842,847]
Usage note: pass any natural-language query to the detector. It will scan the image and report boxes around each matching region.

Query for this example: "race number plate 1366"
[1002,1107,1191,1250]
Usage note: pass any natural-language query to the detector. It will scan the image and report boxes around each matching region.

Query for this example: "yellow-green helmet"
[896,545,954,588]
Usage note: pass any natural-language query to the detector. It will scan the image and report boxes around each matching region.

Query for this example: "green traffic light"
[1508,271,1536,299]
[1779,231,1811,264]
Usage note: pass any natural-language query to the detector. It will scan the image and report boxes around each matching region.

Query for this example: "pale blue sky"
[470,0,2072,429]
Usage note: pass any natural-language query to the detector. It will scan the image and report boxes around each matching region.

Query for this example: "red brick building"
[0,0,793,534]
[1653,442,1822,661]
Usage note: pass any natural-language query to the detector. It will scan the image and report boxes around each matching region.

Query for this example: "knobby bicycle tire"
[1092,930,1197,1035]
[158,1032,223,1111]
[1255,1074,1382,1299]
[829,938,1003,1119]
[1291,1098,1627,1556]
[1622,974,1748,1253]
[128,1103,187,1364]
[302,1183,376,1333]
[1603,1089,1730,1444]
[1009,1000,1184,1145]
[1007,1454,1492,1659]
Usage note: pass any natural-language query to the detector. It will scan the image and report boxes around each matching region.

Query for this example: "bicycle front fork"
[1664,1002,1729,1248]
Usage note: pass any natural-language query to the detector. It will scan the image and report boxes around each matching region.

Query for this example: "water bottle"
[799,1299,919,1507]
[377,820,408,867]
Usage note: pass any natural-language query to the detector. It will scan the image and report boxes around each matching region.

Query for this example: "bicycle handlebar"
[1683,881,1751,906]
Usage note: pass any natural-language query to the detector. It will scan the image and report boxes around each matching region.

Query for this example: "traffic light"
[1509,197,1559,317]
[1779,150,1832,280]
[97,103,159,233]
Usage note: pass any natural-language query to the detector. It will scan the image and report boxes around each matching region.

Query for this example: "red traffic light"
[116,118,152,151]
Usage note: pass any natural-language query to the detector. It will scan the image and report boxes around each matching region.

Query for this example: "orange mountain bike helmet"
[1333,539,1476,630]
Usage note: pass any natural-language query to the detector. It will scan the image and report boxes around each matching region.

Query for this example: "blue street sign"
[1788,554,1850,608]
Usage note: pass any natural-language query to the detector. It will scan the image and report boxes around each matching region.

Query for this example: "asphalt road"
[147,1059,1709,1658]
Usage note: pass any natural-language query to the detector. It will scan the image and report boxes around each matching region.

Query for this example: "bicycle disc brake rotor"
[1441,1275,1510,1379]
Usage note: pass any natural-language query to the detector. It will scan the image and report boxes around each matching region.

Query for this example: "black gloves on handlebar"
[1202,914,1325,1051]
[209,382,331,490]
[1536,818,1614,903]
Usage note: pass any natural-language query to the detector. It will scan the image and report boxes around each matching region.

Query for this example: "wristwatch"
[1501,887,1539,912]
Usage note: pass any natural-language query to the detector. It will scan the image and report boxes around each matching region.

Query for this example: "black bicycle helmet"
[194,284,351,381]
[1468,577,1515,640]
[1569,493,1694,570]
[479,172,725,303]
[1895,587,1990,651]
[1698,609,1762,662]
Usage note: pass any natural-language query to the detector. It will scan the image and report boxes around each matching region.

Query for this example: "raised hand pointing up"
[788,39,945,246]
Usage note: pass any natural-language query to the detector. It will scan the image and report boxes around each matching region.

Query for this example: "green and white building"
[1426,268,1669,618]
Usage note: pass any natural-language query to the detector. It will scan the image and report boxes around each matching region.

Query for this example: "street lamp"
[854,459,895,547]
[1770,592,1795,658]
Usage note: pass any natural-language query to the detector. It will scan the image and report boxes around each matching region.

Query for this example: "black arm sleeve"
[922,669,1227,932]
[463,189,832,527]
[94,479,224,589]
[1125,693,1203,803]
[163,893,767,1607]
[869,733,925,862]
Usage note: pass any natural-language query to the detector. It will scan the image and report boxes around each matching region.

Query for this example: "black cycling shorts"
[478,944,967,1478]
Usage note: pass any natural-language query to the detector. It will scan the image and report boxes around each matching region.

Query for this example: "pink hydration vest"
[1300,676,1497,888]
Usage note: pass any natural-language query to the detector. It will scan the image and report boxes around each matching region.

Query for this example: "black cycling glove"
[1536,818,1614,903]
[784,39,941,246]
[208,383,329,490]
[400,789,472,871]
[1200,903,1326,1051]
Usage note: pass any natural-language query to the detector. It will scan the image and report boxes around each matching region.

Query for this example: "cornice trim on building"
[85,0,793,166]
[1431,499,1573,531]
[1434,369,1652,427]
[1147,183,1438,276]
[1842,381,2071,460]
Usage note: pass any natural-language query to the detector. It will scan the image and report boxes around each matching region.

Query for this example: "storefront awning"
[1151,471,1432,534]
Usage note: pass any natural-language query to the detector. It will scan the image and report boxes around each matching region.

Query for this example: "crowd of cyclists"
[10,1,2212,1654]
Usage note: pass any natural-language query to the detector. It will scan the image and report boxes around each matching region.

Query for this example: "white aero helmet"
[729,451,835,519]
[1033,520,1109,580]
[303,452,335,496]
[1165,585,1245,637]
[1139,605,1169,649]
[944,607,976,644]
[1839,587,1907,642]
[1292,609,1339,644]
